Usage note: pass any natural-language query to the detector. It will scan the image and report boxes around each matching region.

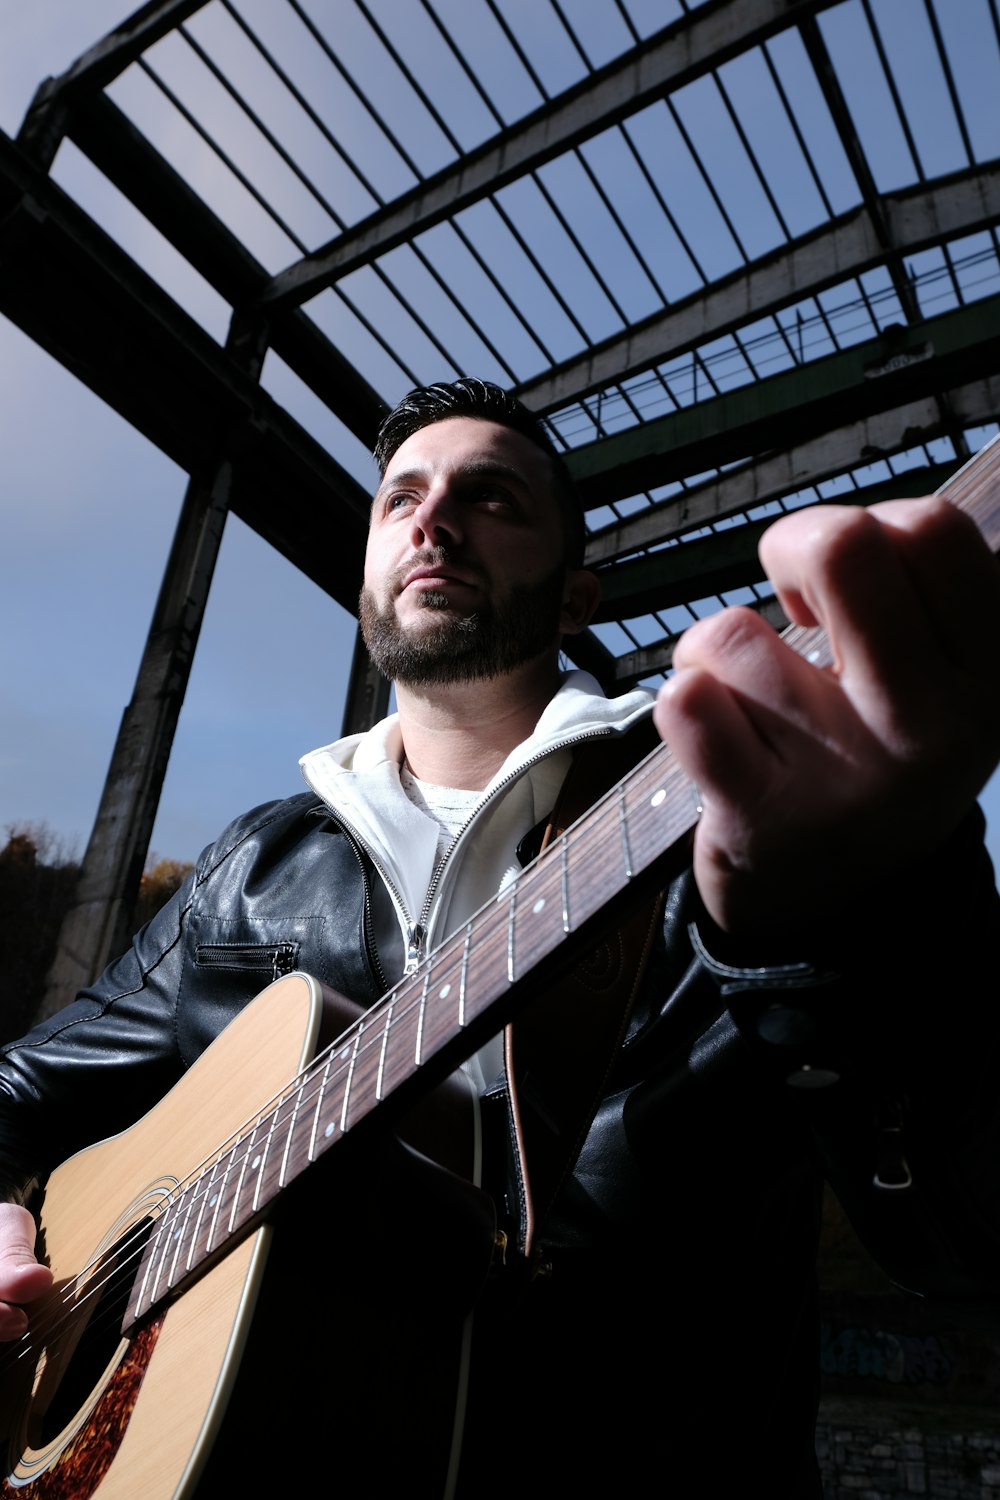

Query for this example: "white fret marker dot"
[532,897,546,914]
[251,1154,261,1170]
[650,788,666,807]
[438,982,451,1000]
[324,1122,336,1138]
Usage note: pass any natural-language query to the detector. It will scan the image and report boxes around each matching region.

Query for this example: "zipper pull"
[404,923,425,975]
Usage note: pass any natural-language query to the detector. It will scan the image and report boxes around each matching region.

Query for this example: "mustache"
[391,545,469,593]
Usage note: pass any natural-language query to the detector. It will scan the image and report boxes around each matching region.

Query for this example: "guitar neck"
[128,432,1000,1329]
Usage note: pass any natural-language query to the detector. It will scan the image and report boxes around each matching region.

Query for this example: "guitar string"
[6,434,999,1388]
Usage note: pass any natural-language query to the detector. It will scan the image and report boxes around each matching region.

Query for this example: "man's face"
[359,417,575,686]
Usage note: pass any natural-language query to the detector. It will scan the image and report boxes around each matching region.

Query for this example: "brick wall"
[817,1404,1000,1498]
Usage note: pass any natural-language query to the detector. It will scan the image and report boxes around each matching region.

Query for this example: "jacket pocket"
[195,941,299,983]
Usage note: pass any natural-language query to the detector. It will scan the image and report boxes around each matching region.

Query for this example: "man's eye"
[385,493,415,512]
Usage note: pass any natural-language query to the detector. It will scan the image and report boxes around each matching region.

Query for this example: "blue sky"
[2,3,999,887]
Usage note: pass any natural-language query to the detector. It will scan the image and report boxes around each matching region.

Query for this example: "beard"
[358,553,567,686]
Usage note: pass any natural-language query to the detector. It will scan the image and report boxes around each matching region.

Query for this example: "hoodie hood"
[301,668,653,826]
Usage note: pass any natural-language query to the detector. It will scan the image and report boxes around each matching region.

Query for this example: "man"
[1,377,999,1496]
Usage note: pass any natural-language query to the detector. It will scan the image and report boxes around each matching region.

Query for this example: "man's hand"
[653,495,1000,936]
[0,1201,52,1339]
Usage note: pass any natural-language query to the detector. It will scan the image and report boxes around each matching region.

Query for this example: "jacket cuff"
[687,803,994,1093]
[688,918,847,1090]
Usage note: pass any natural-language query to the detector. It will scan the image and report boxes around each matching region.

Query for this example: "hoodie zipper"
[402,727,614,975]
[327,726,617,985]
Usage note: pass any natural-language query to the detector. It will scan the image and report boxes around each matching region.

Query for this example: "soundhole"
[37,1215,153,1445]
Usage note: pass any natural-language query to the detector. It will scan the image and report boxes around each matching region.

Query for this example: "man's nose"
[410,486,462,547]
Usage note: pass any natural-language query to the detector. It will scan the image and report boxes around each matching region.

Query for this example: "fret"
[559,834,570,932]
[440,909,501,1036]
[375,992,397,1102]
[204,1136,239,1255]
[355,1024,385,1119]
[223,1137,251,1241]
[372,985,419,1101]
[164,1182,195,1292]
[254,1132,277,1218]
[269,1092,293,1194]
[616,782,634,879]
[459,925,472,1026]
[250,1117,278,1220]
[507,886,517,983]
[315,1057,345,1150]
[228,1119,265,1233]
[147,1200,177,1308]
[277,1076,309,1191]
[416,965,430,1066]
[309,1049,335,1159]
[340,1020,364,1133]
[131,1238,155,1322]
[161,1192,192,1298]
[178,1180,206,1280]
[186,1154,224,1274]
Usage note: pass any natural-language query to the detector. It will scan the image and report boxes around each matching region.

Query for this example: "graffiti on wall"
[821,1322,952,1387]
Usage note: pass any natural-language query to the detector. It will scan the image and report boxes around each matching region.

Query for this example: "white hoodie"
[299,669,655,1093]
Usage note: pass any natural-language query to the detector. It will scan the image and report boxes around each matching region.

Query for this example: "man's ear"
[559,568,602,636]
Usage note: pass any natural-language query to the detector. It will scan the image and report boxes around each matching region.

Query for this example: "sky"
[1,4,367,866]
[1,3,999,886]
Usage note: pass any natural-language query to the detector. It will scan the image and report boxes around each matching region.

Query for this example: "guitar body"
[0,973,329,1499]
[0,971,497,1499]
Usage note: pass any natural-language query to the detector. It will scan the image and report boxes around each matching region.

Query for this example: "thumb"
[0,1201,52,1303]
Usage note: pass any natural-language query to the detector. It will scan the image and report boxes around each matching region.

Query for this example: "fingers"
[655,606,821,807]
[760,497,1000,685]
[651,493,1000,933]
[760,497,1000,766]
[656,602,887,834]
[0,1202,52,1339]
[864,496,1000,676]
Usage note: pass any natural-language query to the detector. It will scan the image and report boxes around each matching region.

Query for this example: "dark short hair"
[373,377,586,566]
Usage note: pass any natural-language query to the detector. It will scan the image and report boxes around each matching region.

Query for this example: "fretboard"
[127,433,1000,1328]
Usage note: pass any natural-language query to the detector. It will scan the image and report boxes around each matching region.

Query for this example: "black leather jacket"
[2,781,999,1496]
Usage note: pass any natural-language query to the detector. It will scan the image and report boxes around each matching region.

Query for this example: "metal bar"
[256,0,843,312]
[563,300,1000,506]
[40,462,231,1016]
[513,166,1000,411]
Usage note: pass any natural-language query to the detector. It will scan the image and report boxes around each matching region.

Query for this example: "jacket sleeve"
[0,794,303,1203]
[690,804,1000,1305]
[0,792,378,1208]
[0,854,204,1204]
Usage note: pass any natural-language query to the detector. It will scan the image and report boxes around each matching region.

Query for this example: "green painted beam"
[566,301,1000,508]
[589,460,960,622]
